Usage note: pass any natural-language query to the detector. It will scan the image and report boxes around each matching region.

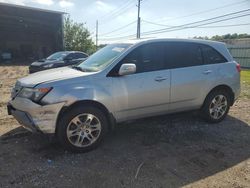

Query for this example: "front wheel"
[57,106,108,152]
[201,90,230,123]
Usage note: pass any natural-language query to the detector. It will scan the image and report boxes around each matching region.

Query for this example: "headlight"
[43,64,54,68]
[18,87,52,102]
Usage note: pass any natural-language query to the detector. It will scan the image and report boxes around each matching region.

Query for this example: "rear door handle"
[154,77,167,82]
[203,70,212,74]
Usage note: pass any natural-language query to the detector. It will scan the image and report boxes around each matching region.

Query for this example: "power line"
[99,20,137,36]
[87,0,135,31]
[90,0,249,36]
[142,19,173,27]
[99,22,250,42]
[141,9,250,35]
[98,0,135,25]
[99,11,250,41]
[195,23,250,28]
[142,20,250,28]
[99,22,250,41]
[141,13,250,36]
[99,33,136,41]
[142,19,250,29]
[100,0,134,19]
[153,0,249,23]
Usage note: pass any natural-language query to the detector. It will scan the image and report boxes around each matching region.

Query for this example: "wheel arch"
[56,100,116,134]
[204,84,235,107]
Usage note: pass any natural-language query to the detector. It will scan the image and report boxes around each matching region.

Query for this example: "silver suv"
[8,39,240,152]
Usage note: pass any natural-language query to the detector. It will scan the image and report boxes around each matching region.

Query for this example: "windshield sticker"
[112,47,125,52]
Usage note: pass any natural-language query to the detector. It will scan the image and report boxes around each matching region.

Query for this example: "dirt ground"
[0,66,250,188]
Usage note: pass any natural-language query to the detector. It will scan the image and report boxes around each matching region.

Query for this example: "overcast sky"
[1,0,250,43]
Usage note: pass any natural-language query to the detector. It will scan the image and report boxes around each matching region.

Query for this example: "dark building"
[0,3,64,63]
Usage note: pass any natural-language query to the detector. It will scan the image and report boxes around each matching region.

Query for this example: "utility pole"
[137,0,142,39]
[96,20,98,50]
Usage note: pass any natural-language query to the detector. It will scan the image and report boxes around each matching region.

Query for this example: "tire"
[201,89,230,123]
[57,105,108,153]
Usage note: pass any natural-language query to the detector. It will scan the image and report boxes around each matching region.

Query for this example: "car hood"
[18,67,95,87]
[31,59,63,66]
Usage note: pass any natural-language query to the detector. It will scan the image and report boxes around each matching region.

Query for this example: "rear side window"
[76,53,88,58]
[201,45,227,64]
[123,43,165,73]
[165,42,203,69]
[67,53,77,59]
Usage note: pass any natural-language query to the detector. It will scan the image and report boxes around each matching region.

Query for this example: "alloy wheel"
[66,113,102,147]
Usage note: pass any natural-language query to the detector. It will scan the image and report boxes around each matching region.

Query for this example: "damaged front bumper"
[8,97,65,134]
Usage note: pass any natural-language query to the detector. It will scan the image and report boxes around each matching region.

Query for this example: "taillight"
[236,63,241,72]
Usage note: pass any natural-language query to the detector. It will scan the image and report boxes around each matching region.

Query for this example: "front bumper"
[8,97,65,134]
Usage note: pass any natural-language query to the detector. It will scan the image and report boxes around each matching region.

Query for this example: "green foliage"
[64,16,96,54]
[194,33,250,41]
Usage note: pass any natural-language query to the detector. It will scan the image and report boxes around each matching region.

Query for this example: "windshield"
[47,52,69,60]
[77,44,131,72]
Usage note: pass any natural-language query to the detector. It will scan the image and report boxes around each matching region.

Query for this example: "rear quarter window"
[201,45,227,64]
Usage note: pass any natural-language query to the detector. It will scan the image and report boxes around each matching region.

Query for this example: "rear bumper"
[8,97,65,133]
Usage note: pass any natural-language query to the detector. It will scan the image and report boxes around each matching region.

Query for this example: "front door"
[111,43,171,121]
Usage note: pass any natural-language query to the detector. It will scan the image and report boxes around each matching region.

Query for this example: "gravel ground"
[0,66,250,188]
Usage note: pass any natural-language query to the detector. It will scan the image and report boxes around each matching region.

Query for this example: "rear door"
[167,42,216,111]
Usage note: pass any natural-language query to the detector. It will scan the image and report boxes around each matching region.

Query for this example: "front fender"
[42,80,114,113]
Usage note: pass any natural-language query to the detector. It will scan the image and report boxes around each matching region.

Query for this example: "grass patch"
[241,70,250,84]
[241,69,250,98]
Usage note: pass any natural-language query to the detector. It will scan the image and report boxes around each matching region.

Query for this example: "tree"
[211,33,250,40]
[64,16,95,54]
[194,33,250,41]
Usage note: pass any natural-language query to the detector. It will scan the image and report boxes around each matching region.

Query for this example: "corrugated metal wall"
[227,47,250,68]
[222,39,250,68]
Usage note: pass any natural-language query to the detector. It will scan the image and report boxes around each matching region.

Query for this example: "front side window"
[201,45,227,64]
[123,43,165,73]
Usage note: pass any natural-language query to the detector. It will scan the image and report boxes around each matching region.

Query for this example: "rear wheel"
[57,106,108,152]
[201,90,230,123]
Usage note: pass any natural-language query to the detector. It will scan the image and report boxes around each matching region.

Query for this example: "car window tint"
[123,43,165,73]
[76,53,88,58]
[165,42,203,69]
[201,45,227,64]
[66,53,77,59]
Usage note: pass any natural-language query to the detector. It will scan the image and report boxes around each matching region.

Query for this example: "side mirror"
[119,63,136,76]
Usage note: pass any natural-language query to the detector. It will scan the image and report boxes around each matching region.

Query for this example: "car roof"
[116,38,232,61]
[118,38,225,46]
[55,51,88,54]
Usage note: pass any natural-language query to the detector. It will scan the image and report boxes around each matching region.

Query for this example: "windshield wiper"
[71,66,85,72]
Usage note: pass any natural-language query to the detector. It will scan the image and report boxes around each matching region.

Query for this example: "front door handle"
[203,70,212,74]
[154,77,167,82]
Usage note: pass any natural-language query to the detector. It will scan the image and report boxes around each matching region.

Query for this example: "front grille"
[11,81,22,99]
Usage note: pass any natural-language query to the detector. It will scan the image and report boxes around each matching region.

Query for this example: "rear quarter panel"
[202,61,240,102]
